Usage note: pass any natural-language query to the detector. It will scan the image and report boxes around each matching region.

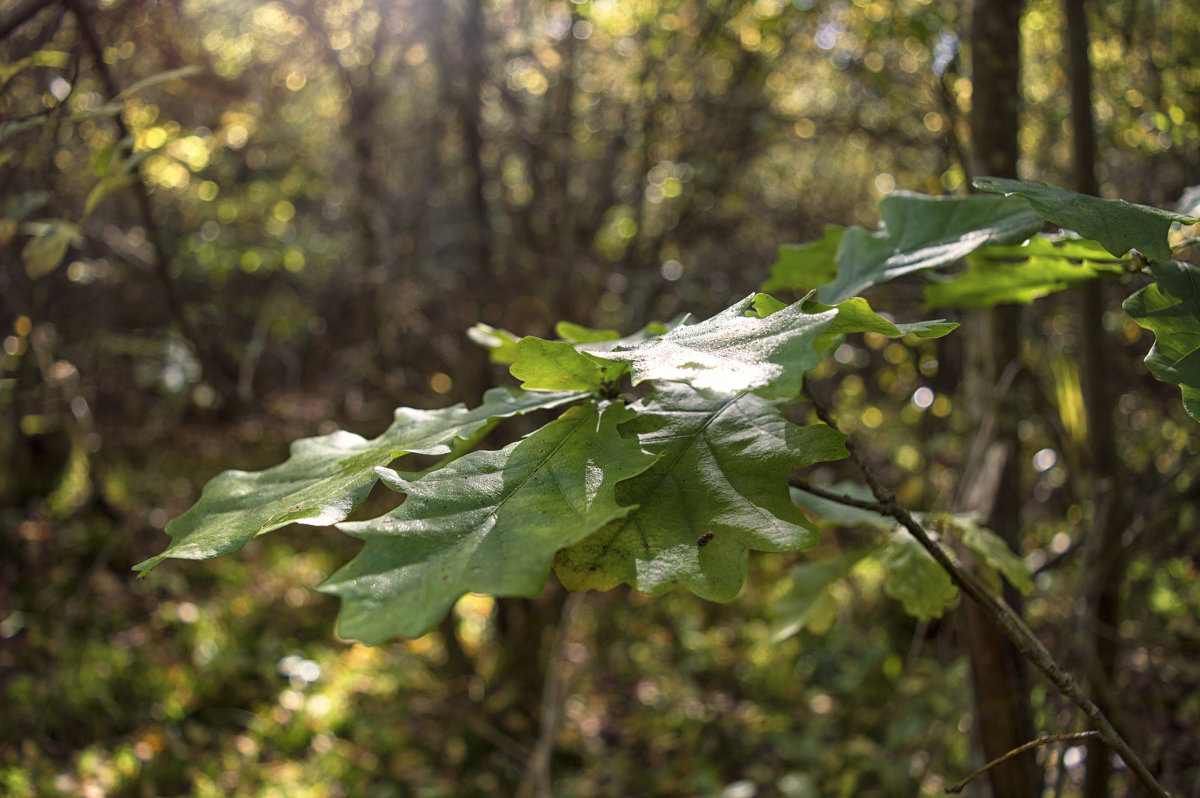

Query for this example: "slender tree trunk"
[1065,1,1128,796]
[962,2,1041,796]
[459,0,491,285]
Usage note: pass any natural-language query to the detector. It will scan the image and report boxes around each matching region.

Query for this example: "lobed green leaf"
[1123,260,1200,421]
[134,387,586,572]
[554,383,848,600]
[509,337,627,392]
[588,293,837,398]
[803,296,958,349]
[321,401,658,642]
[760,225,843,294]
[932,513,1033,595]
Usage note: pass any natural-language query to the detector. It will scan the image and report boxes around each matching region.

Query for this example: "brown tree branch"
[801,380,1170,798]
[945,732,1100,794]
[789,478,890,515]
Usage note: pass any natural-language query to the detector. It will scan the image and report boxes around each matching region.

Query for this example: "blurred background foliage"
[2,0,1199,795]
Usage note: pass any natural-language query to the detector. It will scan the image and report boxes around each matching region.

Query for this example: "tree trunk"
[1064,1,1128,796]
[962,2,1042,796]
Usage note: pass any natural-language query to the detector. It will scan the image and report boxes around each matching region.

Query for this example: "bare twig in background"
[945,731,1101,794]
[65,0,240,404]
[517,591,584,798]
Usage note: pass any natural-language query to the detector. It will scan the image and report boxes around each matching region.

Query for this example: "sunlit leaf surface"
[589,293,837,398]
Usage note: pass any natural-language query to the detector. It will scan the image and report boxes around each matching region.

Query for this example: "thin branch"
[517,591,584,798]
[946,732,1100,794]
[801,380,1170,798]
[0,0,59,41]
[66,0,240,404]
[789,478,891,515]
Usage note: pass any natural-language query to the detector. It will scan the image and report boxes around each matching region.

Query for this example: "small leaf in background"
[467,323,522,364]
[322,401,658,642]
[555,383,848,600]
[1123,260,1200,421]
[510,337,627,392]
[924,235,1128,309]
[555,320,621,343]
[973,177,1197,262]
[770,547,876,642]
[802,296,957,353]
[745,292,789,318]
[880,529,958,620]
[21,219,81,278]
[589,293,837,399]
[477,317,682,375]
[760,225,844,294]
[934,513,1033,595]
[815,192,1044,304]
[91,144,117,177]
[0,49,71,83]
[84,174,140,217]
[134,387,586,572]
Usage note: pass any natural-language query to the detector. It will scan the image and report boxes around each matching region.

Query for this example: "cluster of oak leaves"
[138,179,1200,645]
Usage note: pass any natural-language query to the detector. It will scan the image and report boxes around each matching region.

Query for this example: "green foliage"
[935,513,1034,595]
[554,384,847,600]
[974,177,1197,261]
[509,337,626,392]
[20,219,82,278]
[770,192,1044,304]
[1123,260,1200,420]
[134,388,584,572]
[144,180,1200,643]
[587,293,837,398]
[791,482,893,529]
[924,236,1128,309]
[804,296,958,347]
[760,226,844,294]
[880,529,959,621]
[322,402,656,643]
[770,547,875,641]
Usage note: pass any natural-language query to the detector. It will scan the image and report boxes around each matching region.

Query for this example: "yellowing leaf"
[21,220,81,279]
